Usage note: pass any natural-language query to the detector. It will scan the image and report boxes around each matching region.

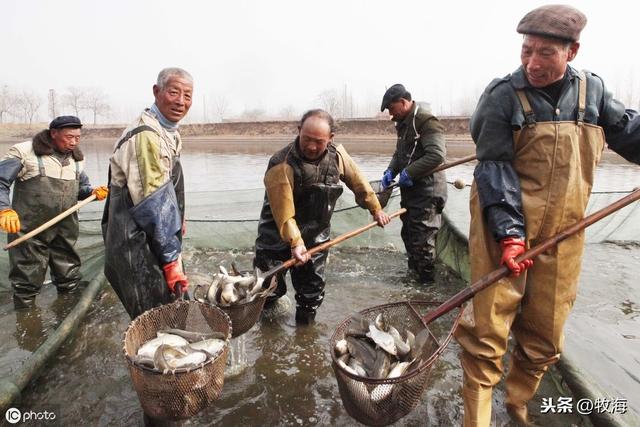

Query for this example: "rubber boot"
[13,294,36,310]
[56,280,80,294]
[418,268,435,285]
[505,361,544,427]
[295,306,316,325]
[462,383,493,427]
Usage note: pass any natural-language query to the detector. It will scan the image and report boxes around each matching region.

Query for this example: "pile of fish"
[132,328,226,374]
[334,312,432,402]
[193,263,272,306]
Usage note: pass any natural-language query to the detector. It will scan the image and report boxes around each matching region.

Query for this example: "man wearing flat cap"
[454,4,640,426]
[0,116,108,309]
[379,84,447,283]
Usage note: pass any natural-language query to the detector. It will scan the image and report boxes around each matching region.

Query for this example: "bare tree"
[317,89,342,118]
[0,85,16,124]
[15,90,43,127]
[83,88,111,124]
[240,108,266,121]
[278,105,297,120]
[214,95,230,122]
[64,86,87,117]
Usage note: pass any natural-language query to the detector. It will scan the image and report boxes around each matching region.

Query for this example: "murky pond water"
[0,136,637,425]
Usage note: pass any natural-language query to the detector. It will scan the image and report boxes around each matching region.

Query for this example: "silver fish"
[158,328,225,343]
[337,357,359,376]
[374,313,387,332]
[189,338,225,357]
[370,361,413,402]
[367,324,397,356]
[219,277,238,304]
[153,344,208,373]
[137,334,189,359]
[372,348,391,379]
[334,339,348,357]
[347,313,369,336]
[348,357,368,377]
[346,336,377,368]
[387,326,411,358]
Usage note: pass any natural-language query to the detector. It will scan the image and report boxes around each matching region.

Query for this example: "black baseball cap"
[49,115,83,130]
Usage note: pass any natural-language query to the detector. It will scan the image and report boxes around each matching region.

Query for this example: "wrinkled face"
[298,116,333,161]
[50,127,81,153]
[153,75,193,122]
[521,34,579,88]
[387,98,412,122]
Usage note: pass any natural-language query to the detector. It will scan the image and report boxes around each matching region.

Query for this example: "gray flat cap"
[517,4,587,42]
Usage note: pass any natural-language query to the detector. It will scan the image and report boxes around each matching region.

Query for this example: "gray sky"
[2,0,639,123]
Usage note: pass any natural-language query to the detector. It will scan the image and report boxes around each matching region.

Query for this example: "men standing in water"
[379,84,447,283]
[254,109,390,324]
[454,5,640,426]
[102,67,193,319]
[0,116,108,309]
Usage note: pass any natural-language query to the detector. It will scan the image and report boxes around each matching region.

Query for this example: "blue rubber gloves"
[398,169,414,188]
[381,169,396,190]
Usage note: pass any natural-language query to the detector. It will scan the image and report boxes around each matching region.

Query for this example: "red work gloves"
[92,186,109,201]
[500,237,533,277]
[0,209,21,233]
[162,260,189,294]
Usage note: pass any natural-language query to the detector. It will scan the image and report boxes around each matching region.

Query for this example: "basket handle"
[422,187,640,324]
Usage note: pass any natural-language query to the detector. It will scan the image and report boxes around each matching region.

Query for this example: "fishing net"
[330,301,463,426]
[122,300,232,421]
[368,180,397,209]
[215,279,277,338]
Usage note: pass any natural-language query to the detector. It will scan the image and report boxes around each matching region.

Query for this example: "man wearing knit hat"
[454,4,640,426]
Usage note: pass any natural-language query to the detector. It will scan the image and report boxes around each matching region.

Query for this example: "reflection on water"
[8,248,585,426]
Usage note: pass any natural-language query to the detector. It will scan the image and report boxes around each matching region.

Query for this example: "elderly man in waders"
[0,116,108,309]
[254,109,391,324]
[454,5,640,426]
[102,67,193,321]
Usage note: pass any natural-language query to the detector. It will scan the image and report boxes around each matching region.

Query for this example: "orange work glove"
[0,209,21,234]
[92,186,109,201]
[500,237,533,277]
[162,260,189,294]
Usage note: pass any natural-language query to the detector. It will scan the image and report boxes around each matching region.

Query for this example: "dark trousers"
[400,185,444,276]
[254,247,328,311]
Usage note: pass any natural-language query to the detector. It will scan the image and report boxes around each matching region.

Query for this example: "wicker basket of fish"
[193,263,276,338]
[123,300,232,421]
[330,300,463,426]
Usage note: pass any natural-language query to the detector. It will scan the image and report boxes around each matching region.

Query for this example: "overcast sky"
[2,0,639,123]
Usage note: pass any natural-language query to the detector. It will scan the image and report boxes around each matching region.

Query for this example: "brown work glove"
[92,186,109,201]
[500,237,533,277]
[0,209,21,234]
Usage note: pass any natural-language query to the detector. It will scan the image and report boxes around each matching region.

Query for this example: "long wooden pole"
[264,208,407,278]
[386,154,477,191]
[422,187,640,324]
[3,194,97,250]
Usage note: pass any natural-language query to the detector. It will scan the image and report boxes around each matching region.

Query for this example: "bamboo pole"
[264,208,407,278]
[4,194,97,250]
[422,187,640,324]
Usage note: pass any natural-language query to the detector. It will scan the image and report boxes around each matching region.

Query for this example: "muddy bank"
[1,117,471,140]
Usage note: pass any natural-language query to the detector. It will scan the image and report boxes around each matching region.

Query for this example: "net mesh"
[330,301,463,426]
[123,300,232,420]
